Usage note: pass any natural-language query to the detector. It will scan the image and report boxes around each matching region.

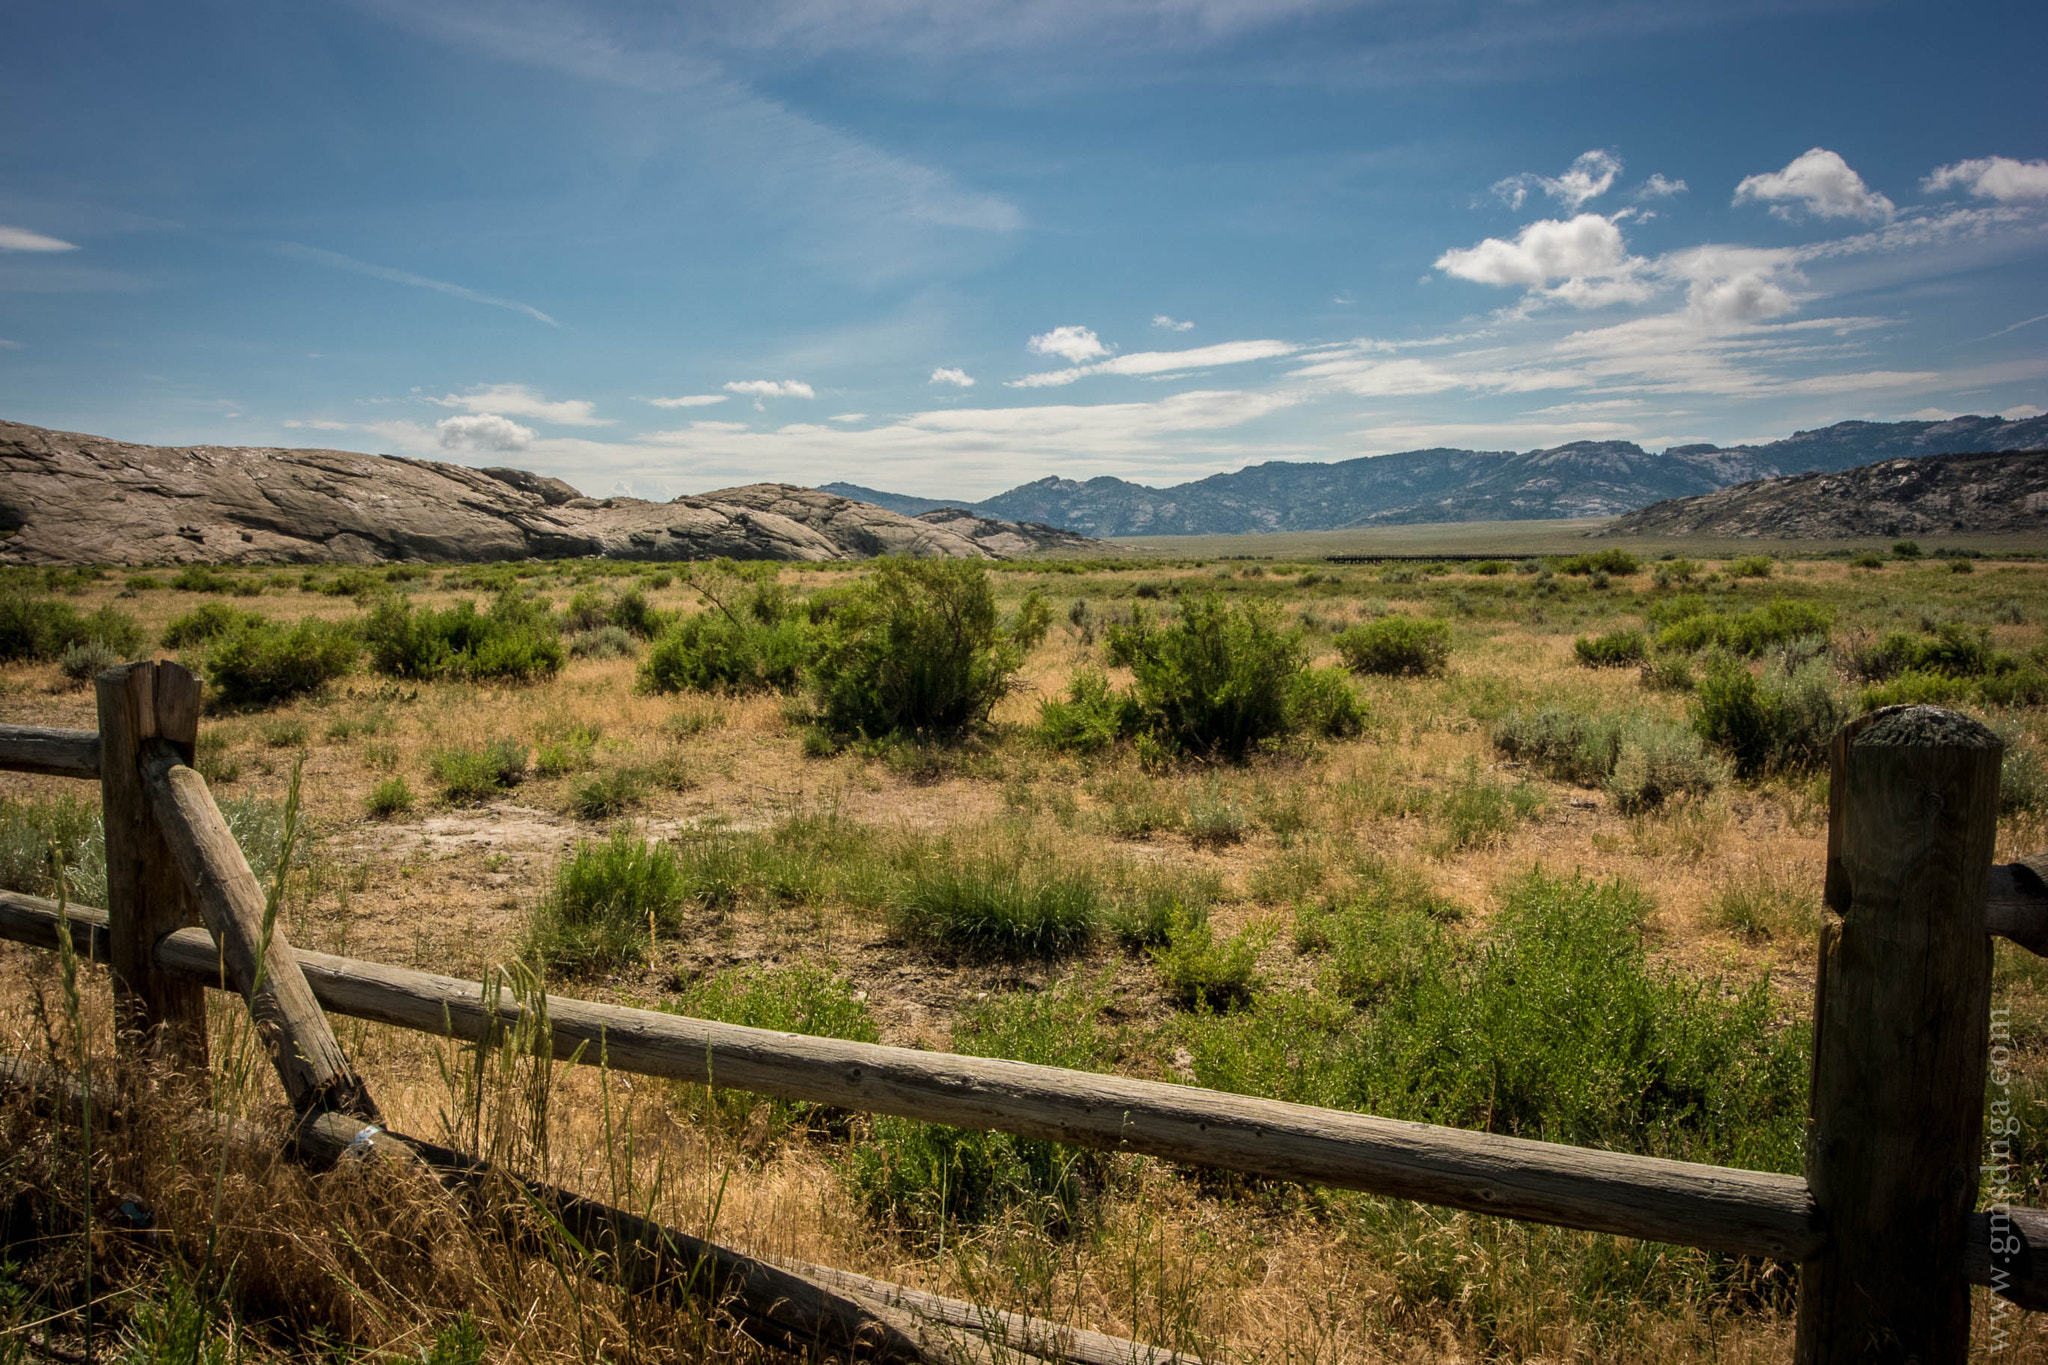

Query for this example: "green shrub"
[1653,599,1833,657]
[1152,907,1269,1009]
[1849,552,1884,570]
[570,766,650,821]
[1573,630,1647,668]
[1183,779,1249,848]
[525,829,689,975]
[893,853,1099,957]
[1727,555,1774,579]
[846,980,1113,1235]
[1554,550,1640,576]
[1108,595,1332,760]
[366,776,415,819]
[162,602,268,650]
[638,610,813,695]
[1951,559,1975,574]
[430,737,529,803]
[363,592,564,683]
[1492,708,1618,785]
[203,618,358,710]
[1009,588,1053,652]
[1334,616,1451,677]
[1294,859,1459,1006]
[1693,656,1850,779]
[0,593,144,662]
[567,625,637,659]
[1470,560,1508,576]
[125,574,162,592]
[1892,540,1922,559]
[1106,874,1216,948]
[1036,669,1138,753]
[807,559,1020,739]
[668,961,878,1135]
[1639,654,1695,692]
[58,637,121,684]
[1287,665,1369,739]
[170,565,240,594]
[1651,558,1699,588]
[0,794,106,905]
[2002,732,2048,817]
[566,586,670,639]
[1181,870,1808,1170]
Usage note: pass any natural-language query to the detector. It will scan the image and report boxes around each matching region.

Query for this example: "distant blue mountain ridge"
[820,413,2048,538]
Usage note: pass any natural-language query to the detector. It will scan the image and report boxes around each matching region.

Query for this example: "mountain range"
[822,414,2048,537]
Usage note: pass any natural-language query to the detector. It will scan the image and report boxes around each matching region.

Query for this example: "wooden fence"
[3,658,2048,1364]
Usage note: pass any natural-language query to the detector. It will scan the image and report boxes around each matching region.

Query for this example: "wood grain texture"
[1799,705,2003,1365]
[0,891,2041,1306]
[94,662,207,1067]
[148,921,1819,1259]
[139,740,378,1122]
[0,724,100,779]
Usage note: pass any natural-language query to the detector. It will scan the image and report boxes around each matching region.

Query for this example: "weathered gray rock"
[1604,449,2048,538]
[912,508,1103,557]
[0,421,1031,566]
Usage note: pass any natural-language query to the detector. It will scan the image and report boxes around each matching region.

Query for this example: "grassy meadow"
[5,541,2048,1363]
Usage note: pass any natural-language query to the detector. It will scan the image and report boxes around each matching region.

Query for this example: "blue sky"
[3,0,2045,500]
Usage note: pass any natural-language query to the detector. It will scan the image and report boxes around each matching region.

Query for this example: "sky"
[2,0,2046,502]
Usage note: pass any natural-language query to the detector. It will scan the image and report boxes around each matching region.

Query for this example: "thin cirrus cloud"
[432,383,609,425]
[269,242,558,325]
[1491,150,1621,212]
[0,225,79,251]
[646,394,729,408]
[1733,148,1895,222]
[724,379,815,398]
[929,367,975,386]
[1922,156,2048,204]
[1008,338,1300,388]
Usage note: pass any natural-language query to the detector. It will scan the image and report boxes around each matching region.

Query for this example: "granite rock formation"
[1603,449,2048,538]
[0,420,1064,566]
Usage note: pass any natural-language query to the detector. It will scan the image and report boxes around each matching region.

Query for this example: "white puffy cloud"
[1637,174,1688,199]
[434,383,608,425]
[1734,148,1895,222]
[1492,150,1622,212]
[929,366,975,386]
[1922,157,2048,204]
[647,394,729,408]
[724,379,816,398]
[0,225,79,252]
[1434,214,1649,308]
[1009,338,1297,387]
[1027,325,1109,363]
[435,413,535,451]
[1152,314,1194,331]
[1660,245,1807,325]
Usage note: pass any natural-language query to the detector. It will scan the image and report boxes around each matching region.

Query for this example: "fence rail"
[0,663,2043,1363]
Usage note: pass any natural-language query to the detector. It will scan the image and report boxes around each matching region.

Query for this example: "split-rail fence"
[3,659,2048,1363]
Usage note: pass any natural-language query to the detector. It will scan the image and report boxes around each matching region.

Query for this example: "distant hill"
[833,414,2048,537]
[817,482,967,517]
[1605,448,2048,539]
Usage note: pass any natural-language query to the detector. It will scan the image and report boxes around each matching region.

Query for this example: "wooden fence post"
[95,660,209,1071]
[1797,705,2003,1364]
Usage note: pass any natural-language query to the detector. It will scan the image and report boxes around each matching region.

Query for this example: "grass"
[429,737,529,802]
[524,828,689,974]
[13,547,2048,1364]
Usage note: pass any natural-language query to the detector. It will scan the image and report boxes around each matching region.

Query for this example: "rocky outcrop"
[912,508,1103,558]
[0,421,1021,566]
[1603,449,2048,538]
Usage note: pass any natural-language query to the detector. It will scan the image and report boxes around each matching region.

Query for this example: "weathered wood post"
[1797,705,2003,1364]
[94,660,209,1070]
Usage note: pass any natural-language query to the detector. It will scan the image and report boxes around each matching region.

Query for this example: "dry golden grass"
[6,552,2048,1362]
